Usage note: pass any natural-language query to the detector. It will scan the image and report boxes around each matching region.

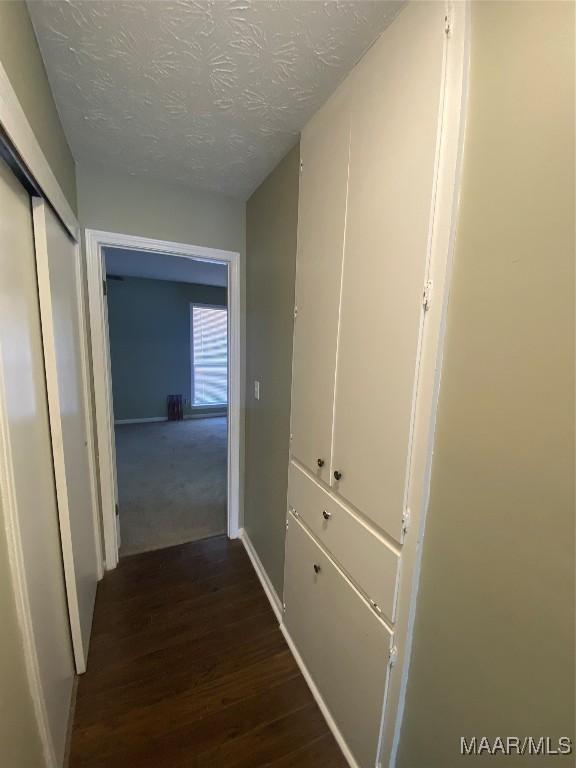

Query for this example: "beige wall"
[0,0,77,211]
[397,3,575,765]
[244,145,300,595]
[76,163,245,254]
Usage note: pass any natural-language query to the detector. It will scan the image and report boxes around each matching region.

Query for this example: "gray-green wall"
[244,145,300,596]
[107,277,226,421]
[397,3,575,765]
[0,0,77,211]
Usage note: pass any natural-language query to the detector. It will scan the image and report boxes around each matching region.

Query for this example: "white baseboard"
[239,527,356,768]
[184,412,227,420]
[238,528,283,623]
[279,624,360,768]
[114,413,226,425]
[114,416,167,425]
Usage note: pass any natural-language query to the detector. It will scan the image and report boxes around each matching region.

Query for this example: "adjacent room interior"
[104,247,229,556]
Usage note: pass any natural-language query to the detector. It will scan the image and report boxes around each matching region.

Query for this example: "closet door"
[330,2,447,540]
[33,199,99,673]
[0,159,75,764]
[289,90,350,482]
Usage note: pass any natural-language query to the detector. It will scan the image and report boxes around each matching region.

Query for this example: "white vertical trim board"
[378,3,471,766]
[239,528,283,623]
[85,231,120,570]
[226,253,241,539]
[85,230,242,569]
[74,240,104,581]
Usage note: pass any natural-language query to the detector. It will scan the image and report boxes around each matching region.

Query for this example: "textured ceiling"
[28,0,404,199]
[105,247,228,286]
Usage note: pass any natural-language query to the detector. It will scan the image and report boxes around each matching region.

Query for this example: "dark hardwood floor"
[70,535,348,767]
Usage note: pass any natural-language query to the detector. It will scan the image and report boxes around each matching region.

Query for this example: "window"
[191,304,228,406]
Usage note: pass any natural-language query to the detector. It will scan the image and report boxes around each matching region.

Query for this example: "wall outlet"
[254,380,260,400]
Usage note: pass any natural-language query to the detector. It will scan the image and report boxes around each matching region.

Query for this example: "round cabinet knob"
[333,470,342,481]
[322,510,331,521]
[313,563,321,574]
[317,458,325,468]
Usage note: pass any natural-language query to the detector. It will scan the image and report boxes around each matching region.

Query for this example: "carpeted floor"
[115,417,227,557]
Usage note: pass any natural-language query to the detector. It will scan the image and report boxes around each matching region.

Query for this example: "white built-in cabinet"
[284,3,462,767]
[290,88,350,486]
[330,8,446,539]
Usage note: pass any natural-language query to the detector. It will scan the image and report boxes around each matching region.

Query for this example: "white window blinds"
[192,305,228,406]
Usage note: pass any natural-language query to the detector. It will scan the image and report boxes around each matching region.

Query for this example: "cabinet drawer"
[288,461,399,623]
[284,513,392,768]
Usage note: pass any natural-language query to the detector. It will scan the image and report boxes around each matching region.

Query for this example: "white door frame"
[85,229,241,570]
[379,3,470,765]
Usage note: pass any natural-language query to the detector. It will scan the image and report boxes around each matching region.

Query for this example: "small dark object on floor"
[167,393,184,420]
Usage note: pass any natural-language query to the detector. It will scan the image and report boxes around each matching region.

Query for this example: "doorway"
[85,230,241,569]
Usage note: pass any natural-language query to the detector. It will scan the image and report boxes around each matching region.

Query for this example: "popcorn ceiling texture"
[28,0,403,198]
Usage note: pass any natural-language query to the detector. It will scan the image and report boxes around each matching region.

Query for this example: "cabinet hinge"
[389,645,398,668]
[299,160,303,174]
[102,279,107,296]
[401,507,411,536]
[422,280,432,311]
[293,305,298,319]
[369,599,382,616]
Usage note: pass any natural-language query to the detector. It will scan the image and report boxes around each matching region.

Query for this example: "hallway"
[69,536,347,767]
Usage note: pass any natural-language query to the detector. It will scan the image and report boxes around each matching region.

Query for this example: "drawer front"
[288,461,400,623]
[284,513,392,768]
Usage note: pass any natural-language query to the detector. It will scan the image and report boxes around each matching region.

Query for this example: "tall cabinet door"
[289,90,350,482]
[33,199,100,673]
[330,2,447,540]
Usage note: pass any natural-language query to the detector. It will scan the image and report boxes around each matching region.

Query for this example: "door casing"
[85,229,242,570]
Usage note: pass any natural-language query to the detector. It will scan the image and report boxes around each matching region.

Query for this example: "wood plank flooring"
[70,535,348,767]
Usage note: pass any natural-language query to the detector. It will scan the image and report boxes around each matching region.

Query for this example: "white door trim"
[73,238,105,582]
[378,3,471,766]
[85,229,241,570]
